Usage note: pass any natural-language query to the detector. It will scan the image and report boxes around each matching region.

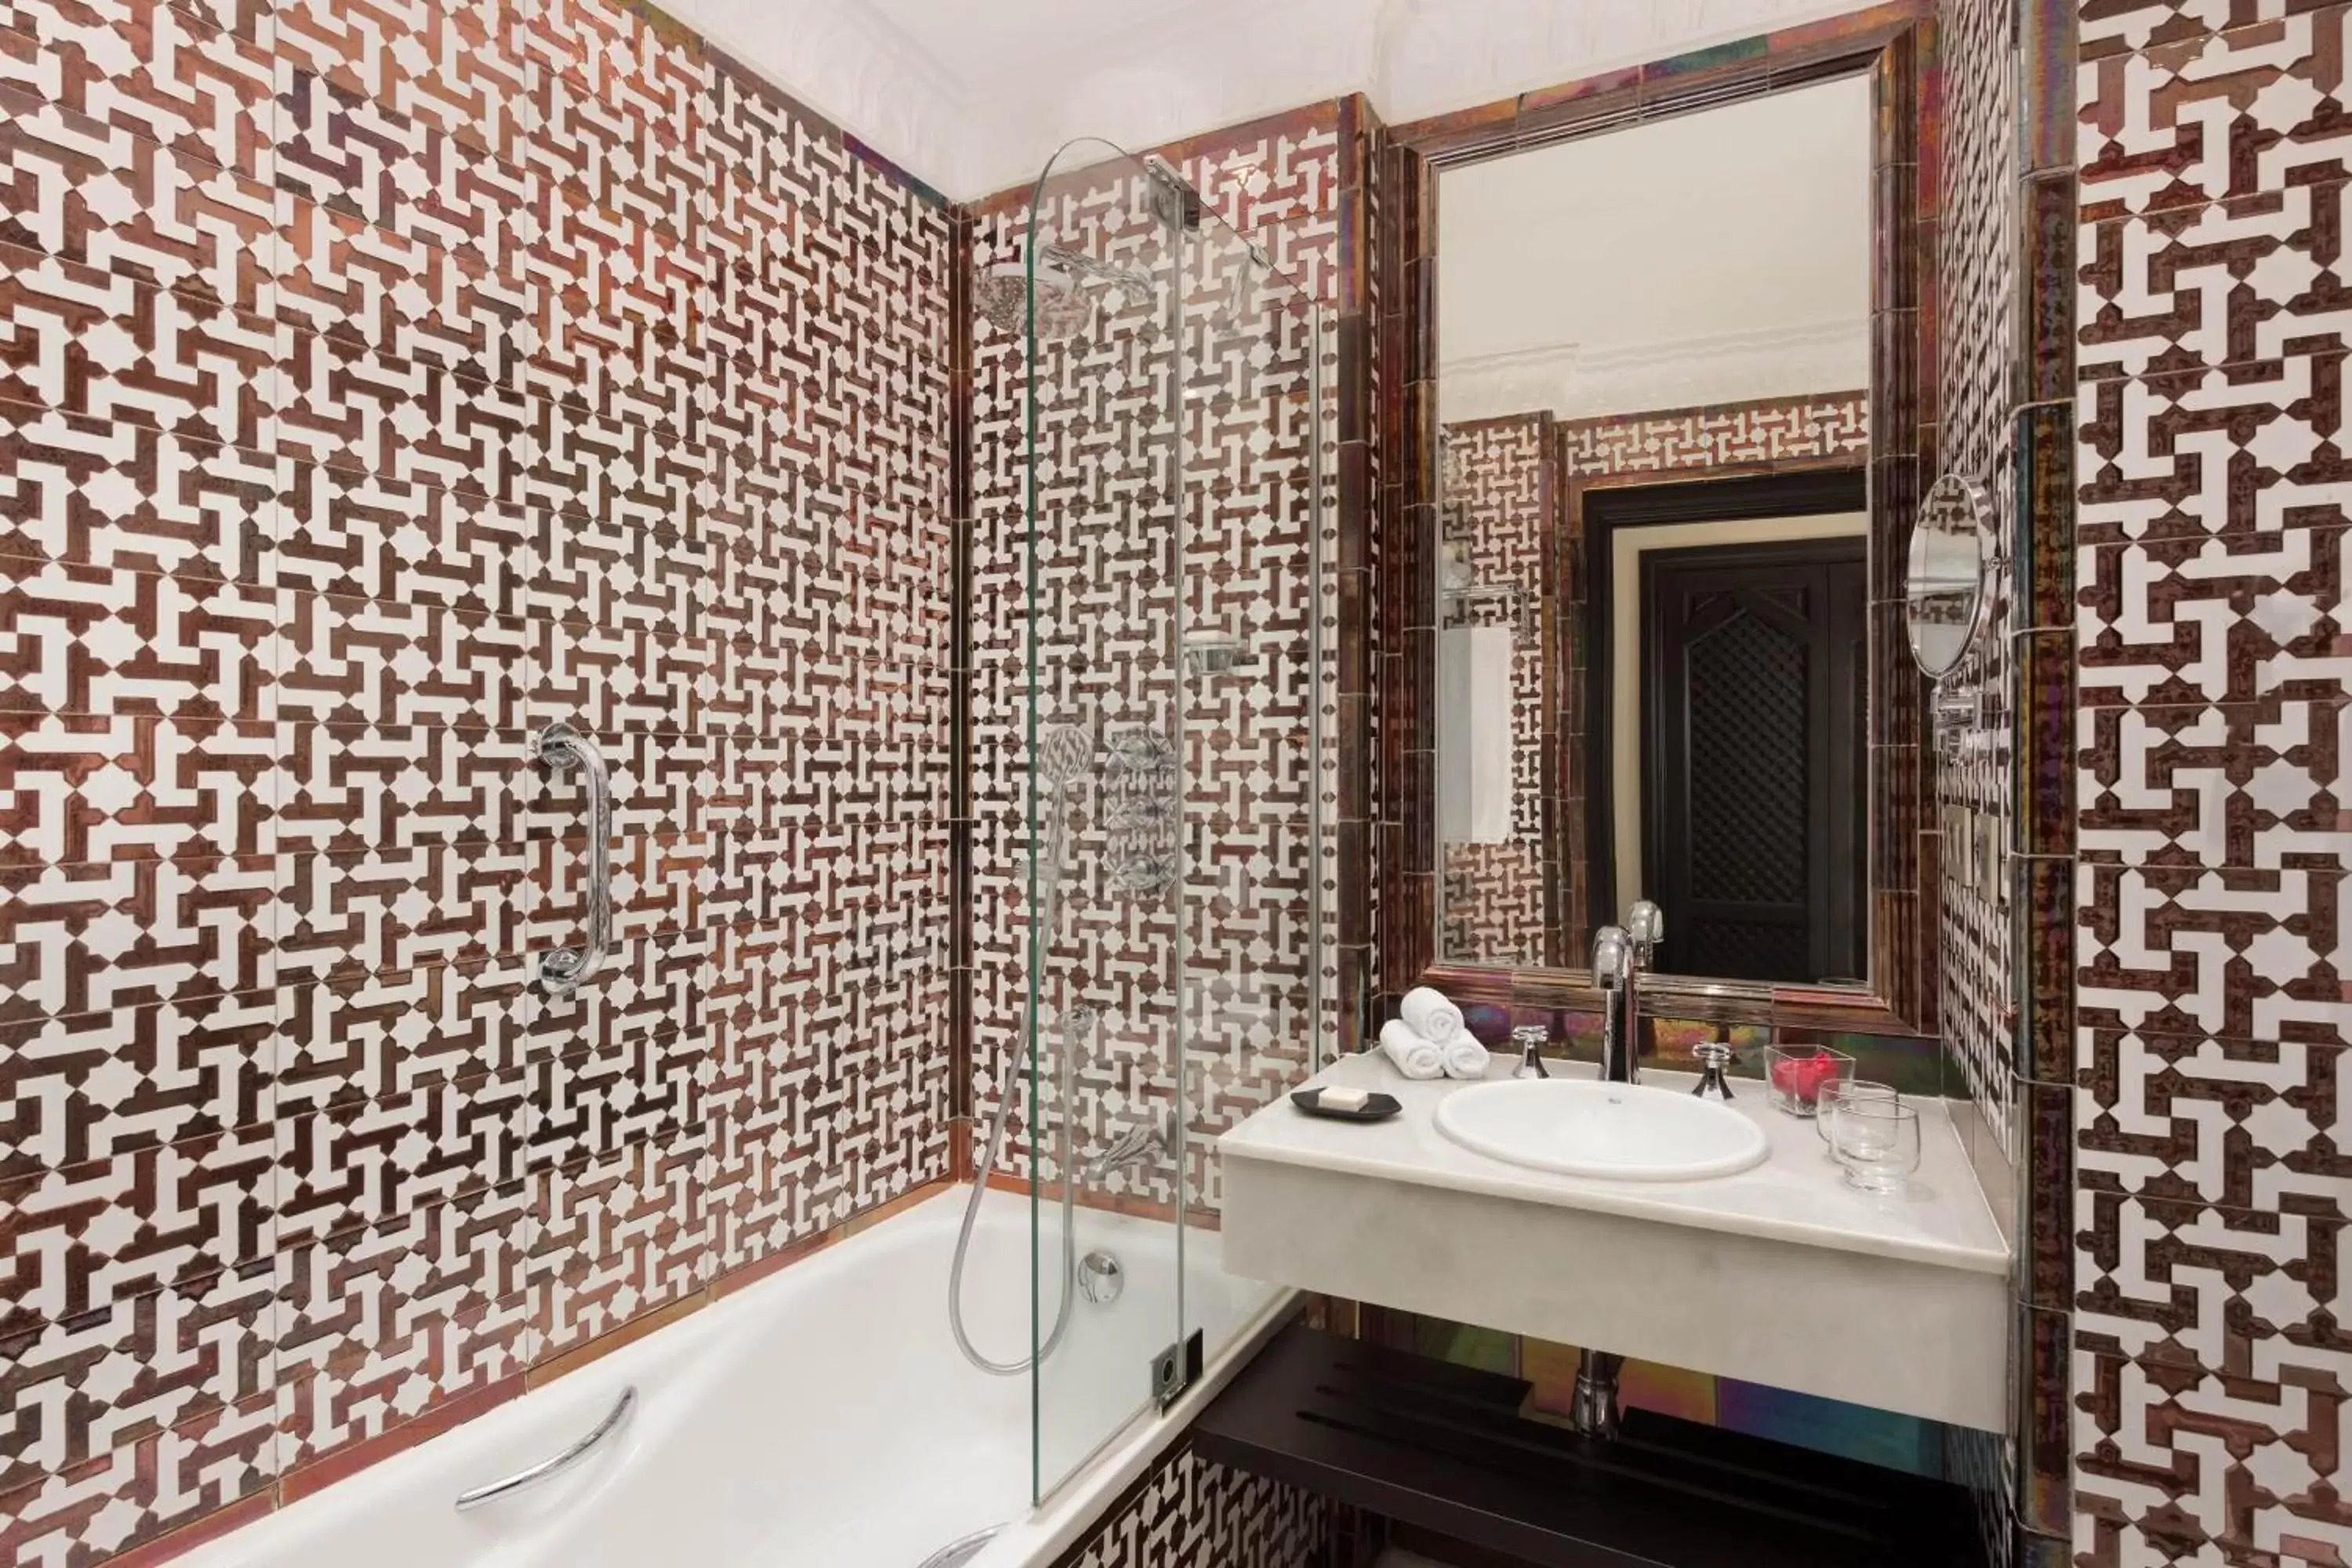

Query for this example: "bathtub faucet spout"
[1084,1115,1169,1184]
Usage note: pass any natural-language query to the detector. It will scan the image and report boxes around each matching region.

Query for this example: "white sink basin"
[1433,1078,1770,1181]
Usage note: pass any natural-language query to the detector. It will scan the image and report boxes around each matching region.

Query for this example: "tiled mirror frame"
[1369,5,1944,1040]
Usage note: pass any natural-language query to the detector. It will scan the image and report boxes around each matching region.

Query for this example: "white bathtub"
[181,1189,1291,1568]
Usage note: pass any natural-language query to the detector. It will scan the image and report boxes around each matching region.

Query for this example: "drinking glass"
[1830,1099,1921,1194]
[1816,1079,1900,1156]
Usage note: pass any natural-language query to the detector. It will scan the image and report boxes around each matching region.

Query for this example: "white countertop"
[1221,1050,2011,1279]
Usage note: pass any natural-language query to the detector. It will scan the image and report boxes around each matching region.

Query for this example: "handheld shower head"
[1038,724,1094,790]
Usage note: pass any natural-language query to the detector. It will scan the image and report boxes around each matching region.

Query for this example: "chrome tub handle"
[533,720,612,996]
[453,1385,635,1512]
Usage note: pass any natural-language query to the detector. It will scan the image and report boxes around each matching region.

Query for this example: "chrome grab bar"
[452,1385,634,1512]
[533,720,612,996]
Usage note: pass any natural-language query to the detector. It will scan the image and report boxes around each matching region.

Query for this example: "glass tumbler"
[1815,1079,1900,1156]
[1831,1099,1921,1194]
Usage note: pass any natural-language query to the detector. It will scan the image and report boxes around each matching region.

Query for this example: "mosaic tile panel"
[1940,0,2020,1173]
[965,107,1339,1221]
[1555,392,1868,478]
[1437,414,1552,969]
[0,0,956,1559]
[1051,1438,1329,1568]
[2074,2,2352,1563]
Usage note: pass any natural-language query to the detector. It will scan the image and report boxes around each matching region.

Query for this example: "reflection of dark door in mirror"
[1583,467,1868,978]
[1642,540,1864,983]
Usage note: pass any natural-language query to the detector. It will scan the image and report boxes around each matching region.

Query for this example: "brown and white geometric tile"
[0,713,278,864]
[2075,2,2352,1562]
[0,89,282,315]
[0,1387,278,1568]
[0,851,278,1018]
[0,0,961,1552]
[0,567,278,724]
[2081,5,2352,223]
[2073,1343,2352,1567]
[275,593,527,730]
[0,241,286,452]
[270,0,535,165]
[0,986,274,1178]
[0,1122,274,1328]
[273,1181,536,1473]
[0,0,279,186]
[0,400,281,583]
[0,1261,274,1494]
[2079,1023,2352,1214]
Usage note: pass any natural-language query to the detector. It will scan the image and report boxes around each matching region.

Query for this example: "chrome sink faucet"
[1592,925,1636,1085]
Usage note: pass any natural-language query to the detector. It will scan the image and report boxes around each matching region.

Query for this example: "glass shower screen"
[971,136,1328,1506]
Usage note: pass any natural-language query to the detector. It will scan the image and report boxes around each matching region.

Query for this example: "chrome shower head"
[975,248,1158,341]
[975,262,1091,339]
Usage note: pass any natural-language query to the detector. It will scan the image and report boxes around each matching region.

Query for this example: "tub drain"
[917,1525,1002,1568]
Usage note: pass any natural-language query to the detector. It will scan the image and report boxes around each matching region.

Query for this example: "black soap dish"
[1290,1087,1402,1123]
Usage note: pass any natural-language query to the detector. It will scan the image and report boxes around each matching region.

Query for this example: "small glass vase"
[1763,1044,1853,1119]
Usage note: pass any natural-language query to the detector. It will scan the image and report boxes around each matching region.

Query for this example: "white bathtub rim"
[174,1185,1294,1568]
[180,1192,949,1568]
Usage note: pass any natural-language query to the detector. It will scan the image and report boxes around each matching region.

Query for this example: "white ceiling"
[664,0,1870,201]
[1439,74,1872,422]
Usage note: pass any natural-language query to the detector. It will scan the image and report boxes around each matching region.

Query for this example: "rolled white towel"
[1400,986,1464,1044]
[1441,1036,1489,1080]
[1377,1018,1444,1080]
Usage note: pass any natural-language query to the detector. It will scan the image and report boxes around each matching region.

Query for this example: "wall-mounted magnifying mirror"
[1904,474,1996,680]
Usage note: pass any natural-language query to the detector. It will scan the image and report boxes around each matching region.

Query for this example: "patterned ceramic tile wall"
[1331,92,1388,1057]
[1942,0,2023,1159]
[0,0,954,1560]
[964,110,1338,1220]
[2074,4,2352,1564]
[1938,0,2034,1559]
[1437,413,1553,968]
[1362,105,1421,1025]
[1555,394,1871,477]
[1050,1437,1328,1568]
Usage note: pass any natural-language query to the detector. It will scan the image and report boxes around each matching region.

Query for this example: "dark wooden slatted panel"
[1193,1327,1984,1568]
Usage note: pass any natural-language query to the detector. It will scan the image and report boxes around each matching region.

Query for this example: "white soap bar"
[1317,1085,1369,1112]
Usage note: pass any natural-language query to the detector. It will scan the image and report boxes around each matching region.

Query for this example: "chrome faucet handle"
[1625,901,1663,961]
[1511,1025,1549,1079]
[1591,926,1632,988]
[1692,1039,1737,1100]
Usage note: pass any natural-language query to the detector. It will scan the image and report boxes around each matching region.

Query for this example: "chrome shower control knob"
[1078,1250,1124,1306]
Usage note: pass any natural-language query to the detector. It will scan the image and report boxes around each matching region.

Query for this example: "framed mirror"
[1399,16,1937,1034]
[1907,475,1998,679]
